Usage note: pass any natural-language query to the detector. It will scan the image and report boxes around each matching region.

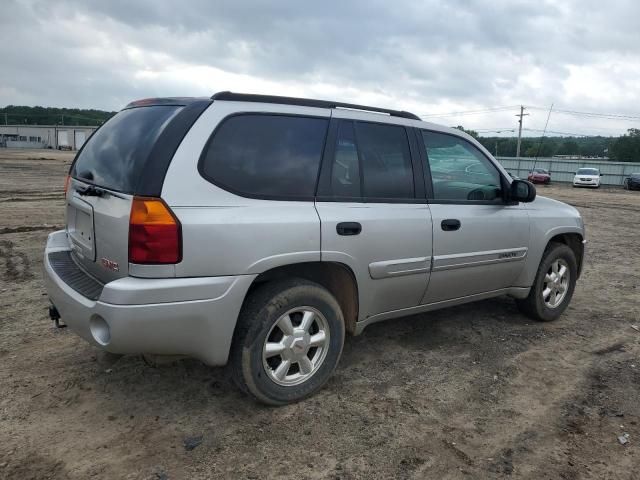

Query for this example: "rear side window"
[200,114,329,199]
[326,120,414,200]
[355,122,414,199]
[72,106,182,193]
[330,121,361,197]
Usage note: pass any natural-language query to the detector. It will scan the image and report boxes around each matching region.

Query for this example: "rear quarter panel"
[160,101,331,277]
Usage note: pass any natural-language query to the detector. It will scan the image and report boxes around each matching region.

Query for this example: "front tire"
[230,278,345,405]
[516,243,577,322]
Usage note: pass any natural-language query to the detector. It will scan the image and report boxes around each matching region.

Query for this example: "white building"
[0,124,97,150]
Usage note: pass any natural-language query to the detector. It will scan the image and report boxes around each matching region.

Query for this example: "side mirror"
[510,179,536,203]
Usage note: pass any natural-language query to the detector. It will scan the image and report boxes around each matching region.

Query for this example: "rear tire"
[516,242,577,322]
[230,278,345,405]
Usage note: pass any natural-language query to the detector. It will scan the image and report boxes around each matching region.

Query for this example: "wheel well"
[247,262,359,335]
[548,233,584,277]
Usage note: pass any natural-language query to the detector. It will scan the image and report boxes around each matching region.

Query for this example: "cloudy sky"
[2,0,639,136]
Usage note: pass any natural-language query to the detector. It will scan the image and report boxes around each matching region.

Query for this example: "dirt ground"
[1,148,639,479]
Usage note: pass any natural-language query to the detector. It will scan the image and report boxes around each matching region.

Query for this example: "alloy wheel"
[542,259,570,308]
[262,307,330,386]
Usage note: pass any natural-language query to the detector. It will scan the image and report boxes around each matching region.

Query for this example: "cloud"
[1,0,639,135]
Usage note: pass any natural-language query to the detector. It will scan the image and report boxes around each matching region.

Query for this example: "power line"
[419,105,520,118]
[418,104,640,121]
[526,106,640,121]
[533,103,554,164]
[475,128,516,133]
[523,128,597,137]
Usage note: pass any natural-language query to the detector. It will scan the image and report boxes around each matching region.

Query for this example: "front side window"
[422,131,503,201]
[201,114,328,199]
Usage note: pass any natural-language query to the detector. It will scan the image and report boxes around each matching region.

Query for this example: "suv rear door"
[316,115,432,319]
[66,101,208,283]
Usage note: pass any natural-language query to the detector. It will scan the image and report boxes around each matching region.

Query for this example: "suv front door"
[316,116,432,319]
[417,130,530,304]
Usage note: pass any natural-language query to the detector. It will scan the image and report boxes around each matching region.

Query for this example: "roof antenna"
[532,103,554,172]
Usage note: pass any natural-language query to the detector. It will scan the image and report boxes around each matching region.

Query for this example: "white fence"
[496,157,640,186]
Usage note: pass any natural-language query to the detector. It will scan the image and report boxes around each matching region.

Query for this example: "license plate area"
[67,195,96,261]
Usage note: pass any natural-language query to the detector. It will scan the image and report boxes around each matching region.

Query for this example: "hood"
[575,174,599,179]
[528,195,581,218]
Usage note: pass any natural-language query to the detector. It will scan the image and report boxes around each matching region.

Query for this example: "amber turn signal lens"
[63,175,71,196]
[128,197,181,264]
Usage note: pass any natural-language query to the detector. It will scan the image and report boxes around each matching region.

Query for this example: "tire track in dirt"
[0,225,62,235]
[0,239,34,281]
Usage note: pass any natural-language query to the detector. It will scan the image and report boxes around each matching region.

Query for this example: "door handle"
[336,222,362,236]
[441,219,461,231]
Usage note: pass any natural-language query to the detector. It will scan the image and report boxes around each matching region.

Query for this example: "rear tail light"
[128,197,182,264]
[63,175,71,196]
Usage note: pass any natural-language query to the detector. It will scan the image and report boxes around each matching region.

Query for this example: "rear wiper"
[76,185,106,197]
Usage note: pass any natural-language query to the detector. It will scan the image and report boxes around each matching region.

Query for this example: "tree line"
[1,106,638,162]
[457,127,640,162]
[0,105,116,126]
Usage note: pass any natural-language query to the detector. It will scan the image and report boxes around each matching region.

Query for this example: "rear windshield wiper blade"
[76,185,106,197]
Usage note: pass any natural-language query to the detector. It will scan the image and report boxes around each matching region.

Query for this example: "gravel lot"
[1,149,639,479]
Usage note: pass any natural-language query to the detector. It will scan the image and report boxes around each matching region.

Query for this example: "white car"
[573,168,602,188]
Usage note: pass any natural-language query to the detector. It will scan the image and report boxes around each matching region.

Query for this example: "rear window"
[72,105,182,193]
[200,114,328,199]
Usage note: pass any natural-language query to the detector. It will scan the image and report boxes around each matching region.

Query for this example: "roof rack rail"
[210,91,421,121]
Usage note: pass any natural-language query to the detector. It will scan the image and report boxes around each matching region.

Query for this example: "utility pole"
[61,114,64,126]
[515,105,529,158]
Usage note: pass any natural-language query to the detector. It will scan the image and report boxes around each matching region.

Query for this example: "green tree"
[610,129,640,162]
[0,105,115,126]
[557,140,579,156]
[454,125,479,139]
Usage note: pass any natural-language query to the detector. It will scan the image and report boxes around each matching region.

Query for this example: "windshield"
[72,105,182,193]
[577,168,599,175]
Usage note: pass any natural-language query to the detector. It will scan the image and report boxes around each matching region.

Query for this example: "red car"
[528,168,551,184]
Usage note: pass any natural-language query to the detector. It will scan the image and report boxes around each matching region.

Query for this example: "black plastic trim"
[407,127,427,199]
[316,118,340,198]
[136,100,211,196]
[124,97,209,109]
[48,251,104,301]
[197,112,330,202]
[211,91,421,121]
[315,196,427,204]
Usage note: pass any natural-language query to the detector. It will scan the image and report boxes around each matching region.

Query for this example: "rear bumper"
[44,230,255,366]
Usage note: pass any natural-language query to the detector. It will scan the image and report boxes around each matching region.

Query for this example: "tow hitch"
[48,304,66,328]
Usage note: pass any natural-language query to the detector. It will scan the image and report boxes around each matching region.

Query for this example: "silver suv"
[44,92,586,404]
